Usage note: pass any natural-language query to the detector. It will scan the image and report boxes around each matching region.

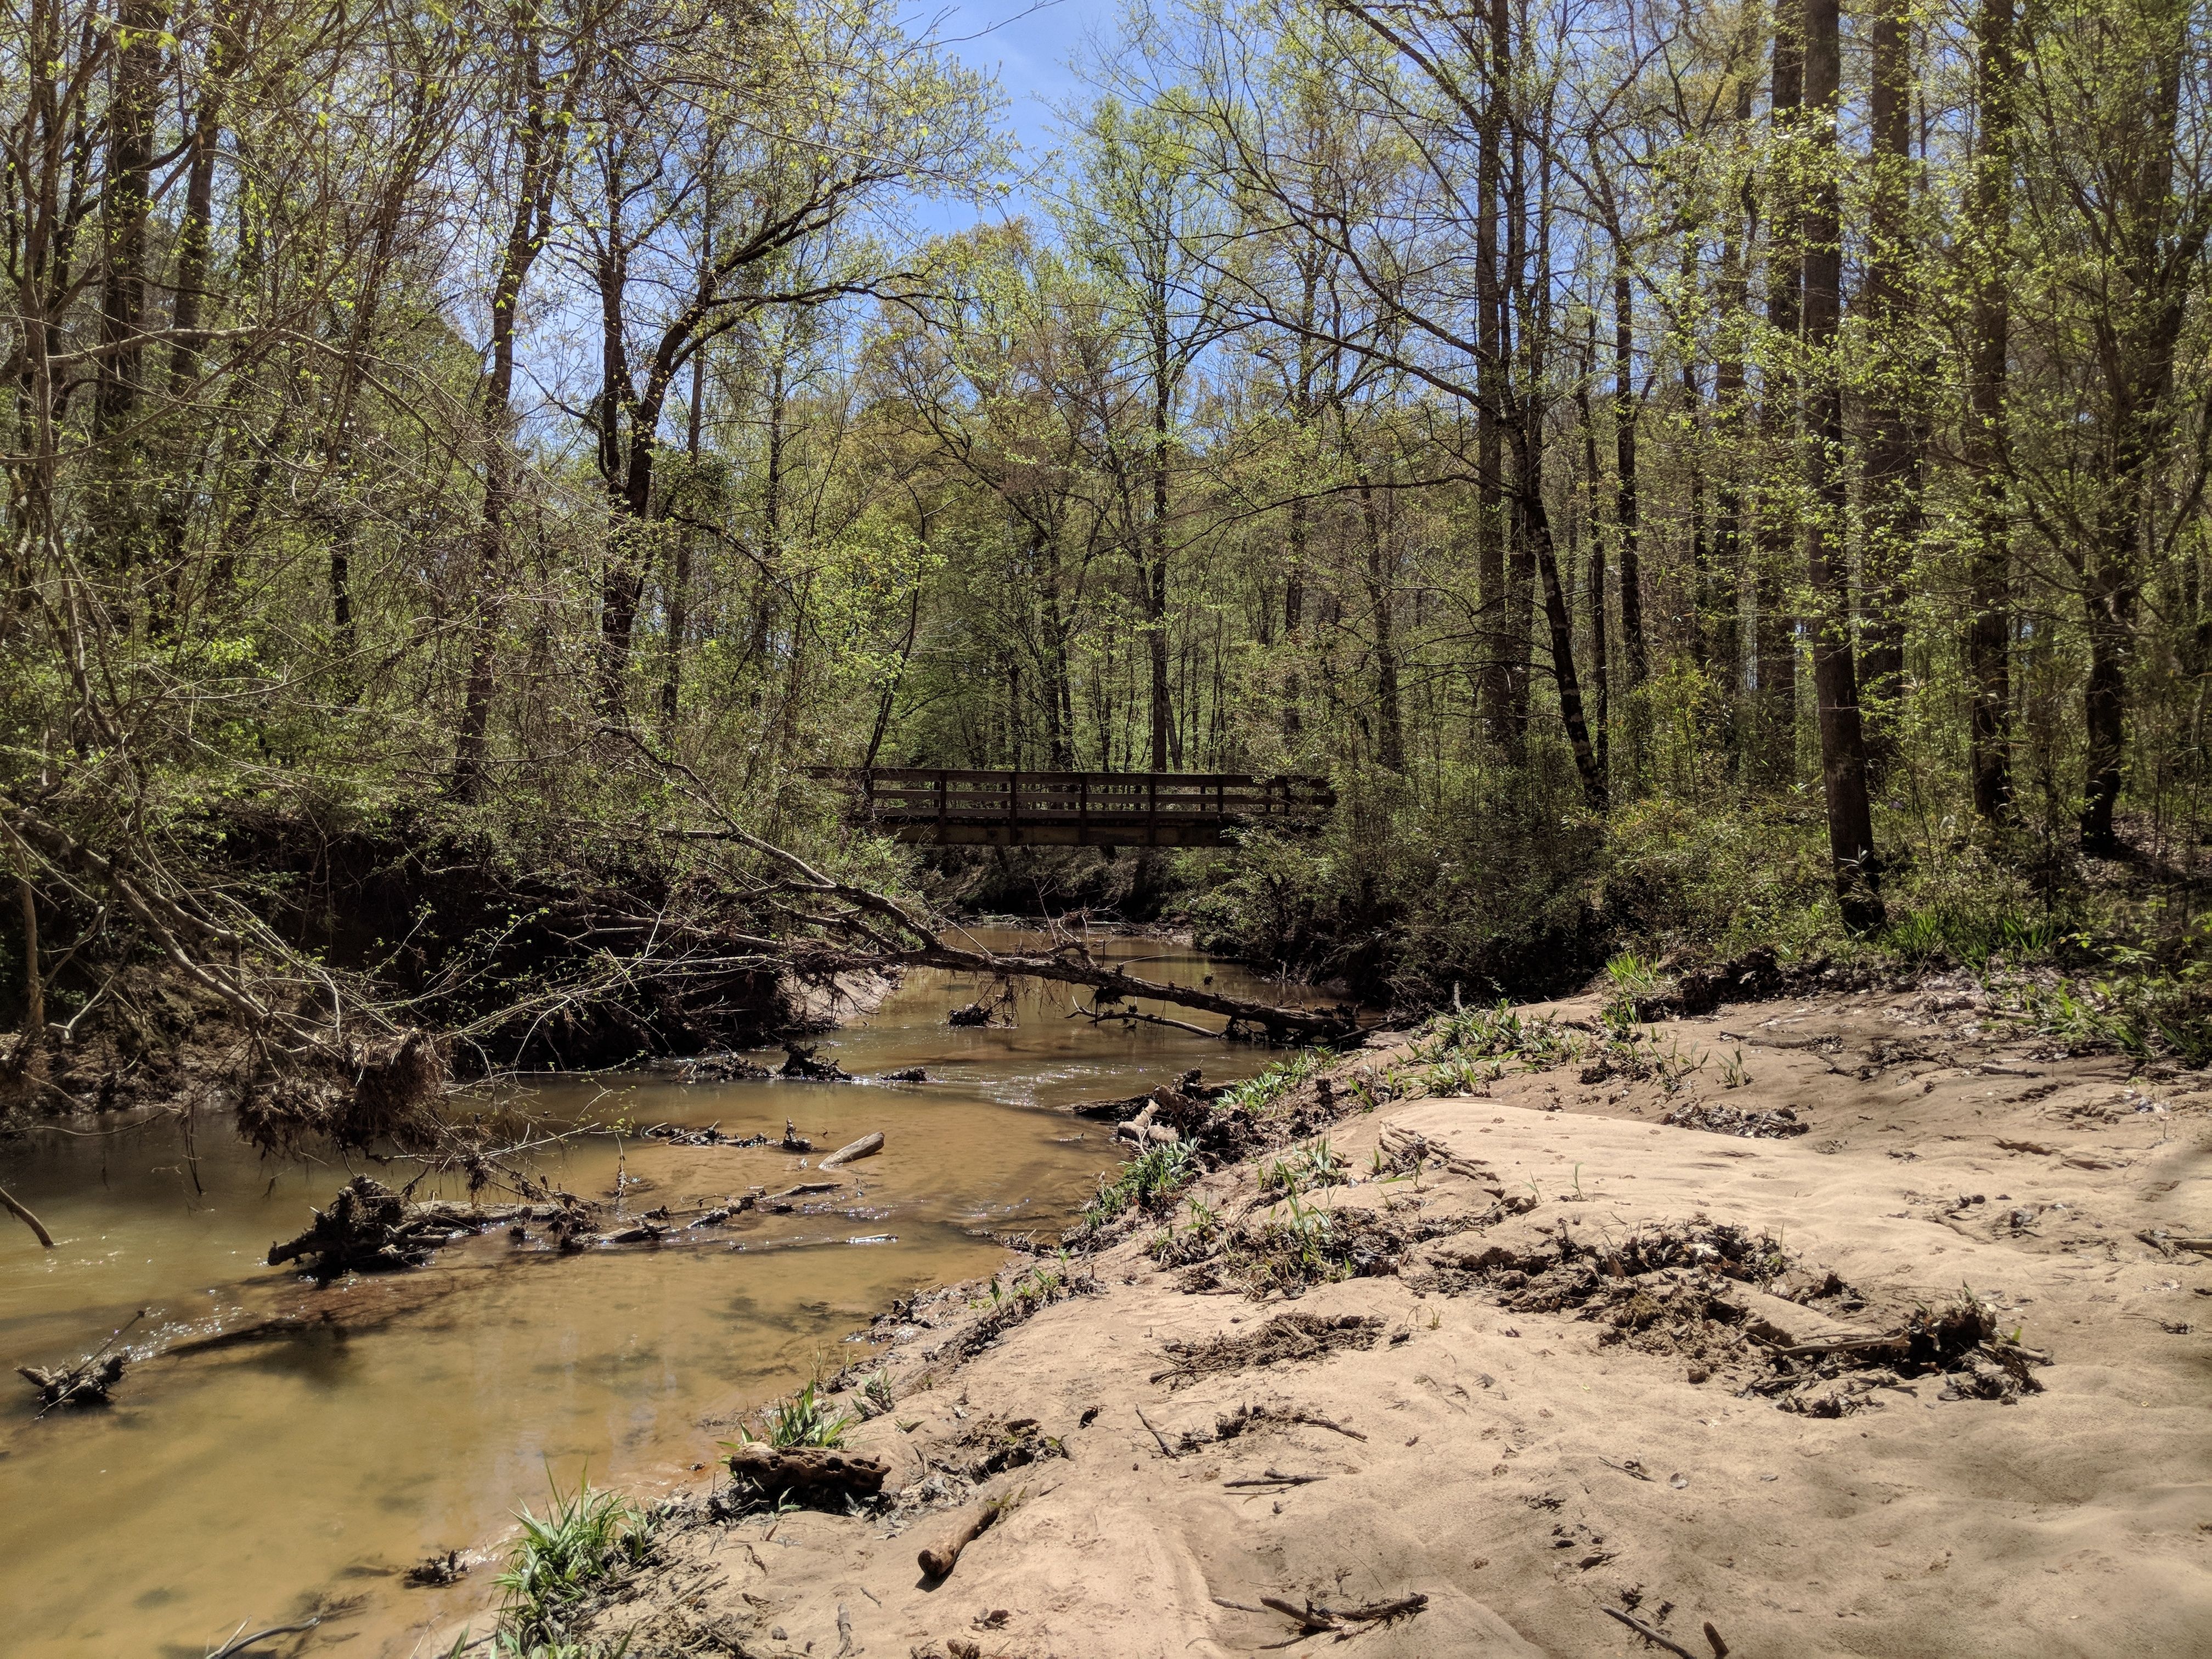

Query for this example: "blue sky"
[915,0,1118,230]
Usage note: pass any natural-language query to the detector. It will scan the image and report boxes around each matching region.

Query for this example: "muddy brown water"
[0,931,1297,1657]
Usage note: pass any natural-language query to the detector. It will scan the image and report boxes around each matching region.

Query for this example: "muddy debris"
[16,1308,149,1413]
[1662,1101,1810,1139]
[1152,1311,1386,1389]
[266,1176,545,1280]
[403,1550,467,1588]
[948,1415,1069,1482]
[780,1043,853,1081]
[642,1122,770,1147]
[676,1052,770,1084]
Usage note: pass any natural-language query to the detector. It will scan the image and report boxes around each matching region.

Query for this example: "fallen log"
[725,1442,889,1500]
[917,1502,1001,1579]
[820,1132,885,1170]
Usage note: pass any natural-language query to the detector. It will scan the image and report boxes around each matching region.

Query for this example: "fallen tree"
[3,734,1354,1166]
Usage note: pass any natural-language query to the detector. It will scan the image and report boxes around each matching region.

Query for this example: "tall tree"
[1965,0,2018,823]
[1801,0,1882,924]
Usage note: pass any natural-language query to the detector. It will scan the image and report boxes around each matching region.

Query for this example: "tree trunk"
[1756,3,1804,787]
[1802,0,1882,928]
[662,343,706,731]
[1965,0,2017,823]
[456,17,565,795]
[1476,22,1511,748]
[1576,342,1611,782]
[1858,0,1921,773]
[1519,422,1606,809]
[1612,253,1647,703]
[1358,470,1406,772]
[94,0,165,444]
[1713,85,1751,765]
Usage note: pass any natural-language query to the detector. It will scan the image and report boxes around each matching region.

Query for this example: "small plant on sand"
[1258,1136,1350,1198]
[1150,1193,1226,1268]
[492,1470,656,1657]
[1415,1000,1582,1071]
[1215,1049,1329,1118]
[855,1369,895,1418]
[1083,1140,1199,1228]
[747,1380,856,1451]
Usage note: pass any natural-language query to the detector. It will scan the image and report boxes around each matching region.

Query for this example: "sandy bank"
[471,978,2212,1658]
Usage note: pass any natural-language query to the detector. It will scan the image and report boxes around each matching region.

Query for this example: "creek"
[0,929,1291,1657]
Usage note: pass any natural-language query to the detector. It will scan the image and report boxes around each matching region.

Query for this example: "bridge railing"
[806,768,1333,842]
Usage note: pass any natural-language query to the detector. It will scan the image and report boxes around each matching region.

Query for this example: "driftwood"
[644,1121,769,1147]
[205,1616,323,1658]
[820,1132,885,1170]
[917,1502,1002,1579]
[781,1043,851,1081]
[679,1052,770,1083]
[781,1121,813,1152]
[266,1175,540,1279]
[725,1442,889,1499]
[1601,1606,1701,1658]
[2,1182,55,1248]
[1213,1592,1429,1639]
[881,1066,928,1082]
[18,1309,146,1413]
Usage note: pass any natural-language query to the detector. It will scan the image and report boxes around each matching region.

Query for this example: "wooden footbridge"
[815,768,1334,848]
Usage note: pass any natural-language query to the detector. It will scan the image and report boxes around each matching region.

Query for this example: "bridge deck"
[817,768,1333,847]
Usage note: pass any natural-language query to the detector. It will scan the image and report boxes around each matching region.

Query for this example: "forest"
[4,0,2211,1118]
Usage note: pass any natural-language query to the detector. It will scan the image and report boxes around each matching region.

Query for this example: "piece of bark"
[726,1442,889,1499]
[821,1132,885,1170]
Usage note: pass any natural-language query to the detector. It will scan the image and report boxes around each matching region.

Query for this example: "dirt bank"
[460,978,2212,1658]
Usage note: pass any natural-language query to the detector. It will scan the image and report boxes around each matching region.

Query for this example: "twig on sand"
[1601,1605,1700,1658]
[1134,1404,1180,1458]
[1224,1470,1326,1488]
[1213,1591,1429,1645]
[206,1616,321,1658]
[1286,1411,1365,1442]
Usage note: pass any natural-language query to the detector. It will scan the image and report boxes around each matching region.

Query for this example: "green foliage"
[735,1380,856,1451]
[1412,1002,1582,1070]
[492,1472,656,1658]
[1082,1141,1199,1229]
[1214,1049,1329,1117]
[1256,1136,1347,1198]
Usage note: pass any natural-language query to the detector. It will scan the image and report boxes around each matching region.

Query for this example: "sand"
[488,978,2212,1658]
